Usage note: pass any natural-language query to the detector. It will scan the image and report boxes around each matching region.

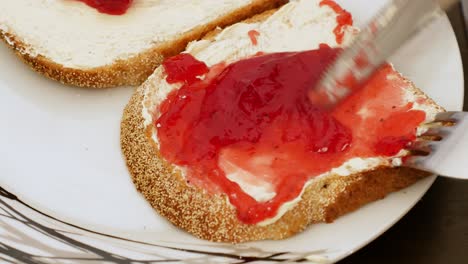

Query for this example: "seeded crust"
[0,0,286,88]
[120,10,443,243]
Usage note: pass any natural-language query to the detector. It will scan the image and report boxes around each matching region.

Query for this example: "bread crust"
[0,0,286,88]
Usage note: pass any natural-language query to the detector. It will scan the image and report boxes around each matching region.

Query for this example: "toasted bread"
[121,0,444,242]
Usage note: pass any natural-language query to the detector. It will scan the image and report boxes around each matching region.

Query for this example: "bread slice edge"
[0,0,286,88]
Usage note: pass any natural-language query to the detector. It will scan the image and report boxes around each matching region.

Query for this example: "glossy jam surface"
[157,46,426,224]
[319,0,353,44]
[76,0,133,15]
[163,54,209,85]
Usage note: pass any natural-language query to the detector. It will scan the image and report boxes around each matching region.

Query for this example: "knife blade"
[309,0,458,109]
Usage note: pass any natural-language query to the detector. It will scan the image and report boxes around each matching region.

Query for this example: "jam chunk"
[77,0,133,15]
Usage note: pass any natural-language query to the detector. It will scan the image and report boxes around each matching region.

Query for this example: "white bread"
[0,0,285,88]
[121,0,444,242]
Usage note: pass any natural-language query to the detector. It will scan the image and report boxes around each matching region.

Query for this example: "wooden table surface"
[339,4,468,264]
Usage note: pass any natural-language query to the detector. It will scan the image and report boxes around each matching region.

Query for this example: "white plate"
[0,0,464,263]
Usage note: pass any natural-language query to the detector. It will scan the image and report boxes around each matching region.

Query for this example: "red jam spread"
[157,45,426,224]
[76,0,133,15]
[319,0,353,44]
[163,53,209,85]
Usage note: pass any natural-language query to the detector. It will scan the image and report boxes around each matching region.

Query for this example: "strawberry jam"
[76,0,133,15]
[157,45,426,224]
[163,54,209,85]
[319,0,353,44]
[248,30,261,46]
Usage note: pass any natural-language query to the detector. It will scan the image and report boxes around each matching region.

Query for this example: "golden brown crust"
[121,83,431,243]
[0,0,286,88]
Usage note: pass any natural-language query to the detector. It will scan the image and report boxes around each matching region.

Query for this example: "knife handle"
[438,0,459,10]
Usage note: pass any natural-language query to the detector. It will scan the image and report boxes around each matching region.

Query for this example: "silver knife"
[310,0,459,108]
[310,0,468,179]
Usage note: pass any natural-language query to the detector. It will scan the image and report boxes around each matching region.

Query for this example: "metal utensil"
[405,111,468,179]
[310,0,467,179]
[310,0,459,108]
